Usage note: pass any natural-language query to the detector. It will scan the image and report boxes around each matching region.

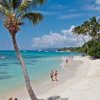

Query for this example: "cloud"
[60,13,82,19]
[37,4,68,16]
[48,4,68,10]
[84,4,100,11]
[96,0,100,4]
[37,11,59,16]
[32,26,84,49]
[62,26,75,34]
[32,32,67,49]
[83,0,100,12]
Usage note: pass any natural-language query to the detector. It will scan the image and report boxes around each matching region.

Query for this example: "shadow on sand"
[39,96,69,100]
[8,96,69,100]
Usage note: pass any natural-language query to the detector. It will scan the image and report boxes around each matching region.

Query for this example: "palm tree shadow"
[47,96,69,100]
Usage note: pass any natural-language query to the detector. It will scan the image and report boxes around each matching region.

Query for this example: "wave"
[23,51,27,52]
[0,56,5,59]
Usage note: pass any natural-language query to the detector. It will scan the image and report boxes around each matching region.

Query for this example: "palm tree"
[80,22,90,54]
[72,25,88,54]
[78,17,100,53]
[72,26,81,47]
[89,17,100,43]
[0,0,45,100]
[72,17,100,57]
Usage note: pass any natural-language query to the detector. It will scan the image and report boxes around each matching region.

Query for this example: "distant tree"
[72,26,81,47]
[88,42,100,58]
[72,16,100,58]
[89,17,100,43]
[72,26,88,54]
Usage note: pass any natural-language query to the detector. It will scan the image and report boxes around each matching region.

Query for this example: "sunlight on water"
[0,50,80,94]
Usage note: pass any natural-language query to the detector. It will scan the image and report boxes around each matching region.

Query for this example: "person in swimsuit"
[66,59,68,63]
[50,70,54,81]
[55,70,58,81]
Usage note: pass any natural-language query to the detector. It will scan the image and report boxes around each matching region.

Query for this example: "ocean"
[0,50,80,95]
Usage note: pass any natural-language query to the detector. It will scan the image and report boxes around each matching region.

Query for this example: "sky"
[0,0,100,50]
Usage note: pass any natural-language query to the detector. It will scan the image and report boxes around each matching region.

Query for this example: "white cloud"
[85,4,100,11]
[60,13,82,19]
[62,26,75,34]
[37,11,59,16]
[49,4,68,10]
[96,0,100,4]
[32,26,83,49]
[32,32,67,49]
[83,0,100,12]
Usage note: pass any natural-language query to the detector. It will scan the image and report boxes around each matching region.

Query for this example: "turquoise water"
[0,51,80,94]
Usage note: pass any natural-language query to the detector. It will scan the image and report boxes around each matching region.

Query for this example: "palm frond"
[0,3,10,16]
[8,0,22,10]
[16,0,45,18]
[21,12,43,25]
[18,0,31,12]
[18,0,45,12]
[0,0,11,11]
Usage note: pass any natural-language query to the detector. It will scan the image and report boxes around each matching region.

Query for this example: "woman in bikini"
[55,70,58,81]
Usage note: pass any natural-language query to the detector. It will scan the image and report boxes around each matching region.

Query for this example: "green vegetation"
[72,16,100,58]
[88,42,100,58]
[58,17,100,58]
[57,47,80,52]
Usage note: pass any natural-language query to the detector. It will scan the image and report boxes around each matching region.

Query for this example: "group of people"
[50,70,58,81]
[66,56,73,63]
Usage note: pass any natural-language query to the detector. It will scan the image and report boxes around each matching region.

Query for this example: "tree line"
[72,16,100,58]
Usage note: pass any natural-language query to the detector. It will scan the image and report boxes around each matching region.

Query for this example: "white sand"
[60,57,100,100]
[1,56,100,100]
[39,56,100,100]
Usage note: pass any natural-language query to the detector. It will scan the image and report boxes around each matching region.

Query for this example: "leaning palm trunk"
[0,0,45,99]
[76,35,81,47]
[11,34,37,100]
[81,35,88,54]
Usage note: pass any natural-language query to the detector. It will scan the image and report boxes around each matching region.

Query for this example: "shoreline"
[0,56,83,100]
[1,56,100,100]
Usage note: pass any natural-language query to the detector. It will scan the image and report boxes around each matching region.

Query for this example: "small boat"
[38,50,42,52]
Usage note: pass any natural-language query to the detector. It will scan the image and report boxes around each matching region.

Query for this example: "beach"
[1,55,100,100]
[0,51,79,100]
[0,0,100,100]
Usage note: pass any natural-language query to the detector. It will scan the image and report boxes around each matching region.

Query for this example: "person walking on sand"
[66,59,68,63]
[50,70,54,81]
[55,70,58,81]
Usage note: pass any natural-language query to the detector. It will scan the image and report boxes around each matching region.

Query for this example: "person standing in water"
[50,70,54,81]
[55,70,58,81]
